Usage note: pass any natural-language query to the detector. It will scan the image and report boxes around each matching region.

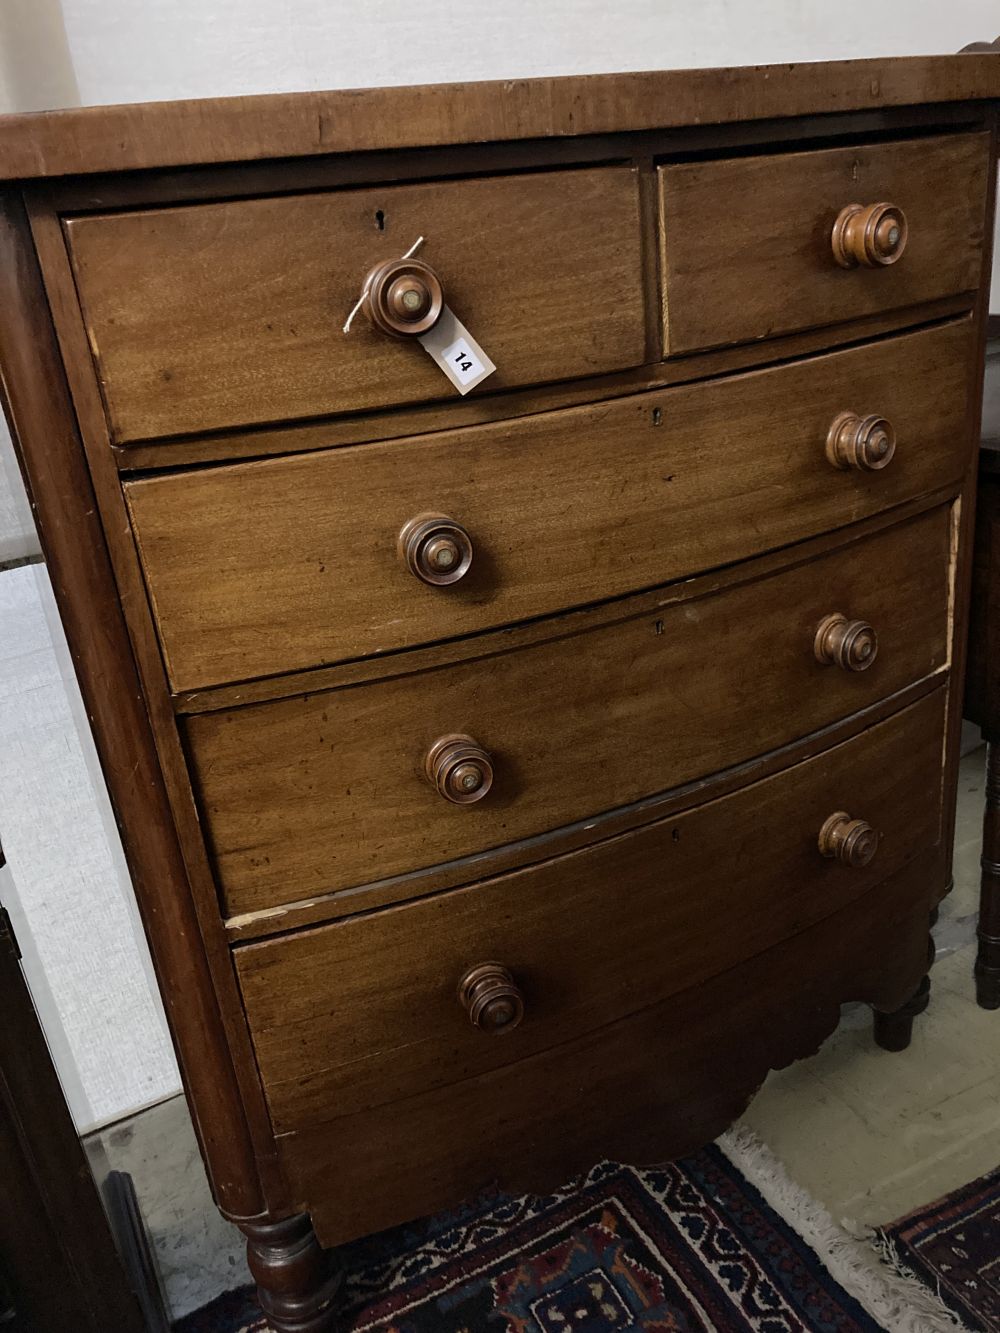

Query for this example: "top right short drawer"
[659,132,990,355]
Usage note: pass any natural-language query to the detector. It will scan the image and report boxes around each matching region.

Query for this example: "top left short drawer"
[63,167,648,443]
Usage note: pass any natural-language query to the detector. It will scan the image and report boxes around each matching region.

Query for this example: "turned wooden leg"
[873,930,935,1052]
[873,974,931,1051]
[976,741,1000,1010]
[240,1213,343,1333]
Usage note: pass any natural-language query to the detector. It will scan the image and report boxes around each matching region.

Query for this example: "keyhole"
[374,209,385,231]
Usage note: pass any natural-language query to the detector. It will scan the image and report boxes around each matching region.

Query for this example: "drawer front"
[189,505,952,915]
[65,167,646,442]
[128,320,971,692]
[659,132,989,355]
[235,688,946,1134]
[287,856,933,1246]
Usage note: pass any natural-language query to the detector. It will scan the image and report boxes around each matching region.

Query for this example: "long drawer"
[235,687,946,1134]
[280,852,934,1247]
[65,166,646,442]
[128,320,971,692]
[659,131,989,354]
[188,505,952,916]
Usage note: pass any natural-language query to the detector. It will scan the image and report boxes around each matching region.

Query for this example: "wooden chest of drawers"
[0,54,997,1331]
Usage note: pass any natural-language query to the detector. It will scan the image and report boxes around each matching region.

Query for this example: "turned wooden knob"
[818,811,879,867]
[363,256,444,336]
[458,962,524,1034]
[814,613,878,672]
[399,513,473,586]
[831,202,908,268]
[425,734,493,804]
[826,411,896,472]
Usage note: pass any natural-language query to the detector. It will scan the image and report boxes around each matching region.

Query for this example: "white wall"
[0,1,998,1128]
[0,0,77,115]
[55,1,1000,101]
[0,565,178,1129]
[0,1,180,1132]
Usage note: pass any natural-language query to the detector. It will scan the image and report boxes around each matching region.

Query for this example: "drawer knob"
[818,811,879,868]
[814,613,878,672]
[399,513,474,586]
[825,411,896,472]
[458,962,525,1034]
[831,201,908,269]
[425,734,494,804]
[363,256,444,337]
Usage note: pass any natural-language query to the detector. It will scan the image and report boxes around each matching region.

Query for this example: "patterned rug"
[175,1134,960,1332]
[885,1165,1000,1332]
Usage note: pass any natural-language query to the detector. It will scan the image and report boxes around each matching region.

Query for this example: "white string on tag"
[342,235,425,335]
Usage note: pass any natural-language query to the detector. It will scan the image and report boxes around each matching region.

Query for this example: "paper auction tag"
[419,306,496,395]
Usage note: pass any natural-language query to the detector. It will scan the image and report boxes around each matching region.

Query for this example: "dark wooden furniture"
[964,331,1000,1008]
[0,888,144,1332]
[1,57,998,1330]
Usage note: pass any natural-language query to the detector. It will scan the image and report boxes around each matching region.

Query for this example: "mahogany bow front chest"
[1,53,998,1331]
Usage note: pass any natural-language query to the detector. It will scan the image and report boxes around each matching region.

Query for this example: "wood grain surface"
[66,167,646,440]
[276,850,937,1246]
[236,688,945,1133]
[0,54,995,1326]
[110,296,975,474]
[660,132,990,354]
[965,473,1000,734]
[0,194,268,1218]
[187,504,952,915]
[1,56,999,182]
[127,320,972,692]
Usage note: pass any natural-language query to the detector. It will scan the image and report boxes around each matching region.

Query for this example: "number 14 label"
[419,307,496,396]
[443,336,485,386]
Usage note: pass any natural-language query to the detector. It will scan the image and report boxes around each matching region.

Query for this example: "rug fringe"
[719,1125,973,1333]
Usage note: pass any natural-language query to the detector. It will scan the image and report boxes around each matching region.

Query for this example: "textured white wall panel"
[56,0,1000,101]
[0,0,78,113]
[0,565,178,1130]
[0,419,39,566]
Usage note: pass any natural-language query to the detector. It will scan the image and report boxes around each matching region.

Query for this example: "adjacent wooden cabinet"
[0,55,997,1331]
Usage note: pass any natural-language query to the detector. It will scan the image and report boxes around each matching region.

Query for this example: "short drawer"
[188,504,952,916]
[128,320,971,692]
[235,687,946,1133]
[659,132,989,355]
[65,167,647,442]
